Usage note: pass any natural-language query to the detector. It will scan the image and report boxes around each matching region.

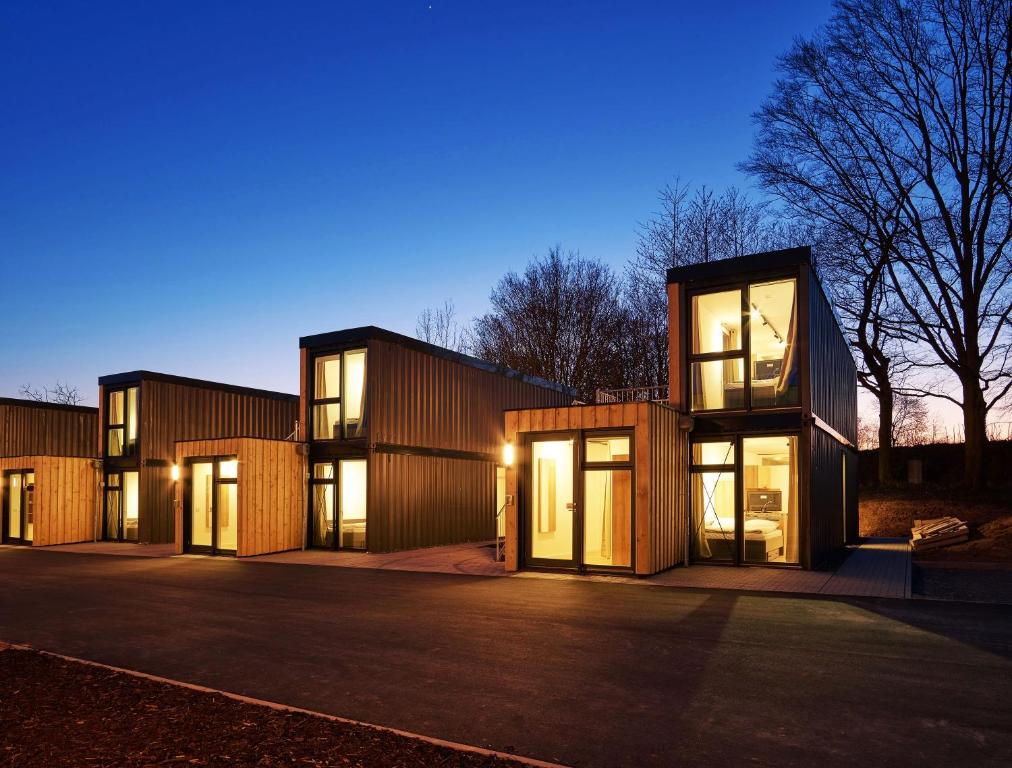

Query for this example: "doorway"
[184,457,238,555]
[309,457,367,550]
[104,470,139,541]
[3,469,35,545]
[523,432,634,572]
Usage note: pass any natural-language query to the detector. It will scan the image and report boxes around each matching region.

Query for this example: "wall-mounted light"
[170,464,180,481]
[503,442,514,467]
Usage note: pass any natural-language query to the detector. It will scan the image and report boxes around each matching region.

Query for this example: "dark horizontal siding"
[0,400,98,458]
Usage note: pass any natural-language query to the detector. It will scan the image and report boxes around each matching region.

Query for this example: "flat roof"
[299,326,576,397]
[666,246,812,285]
[97,371,298,402]
[0,397,98,415]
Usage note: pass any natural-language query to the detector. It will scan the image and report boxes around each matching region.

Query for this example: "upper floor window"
[106,386,139,456]
[312,348,366,440]
[689,278,798,412]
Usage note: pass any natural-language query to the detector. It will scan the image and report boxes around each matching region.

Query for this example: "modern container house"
[299,327,574,553]
[1,398,100,547]
[503,247,857,573]
[97,371,299,547]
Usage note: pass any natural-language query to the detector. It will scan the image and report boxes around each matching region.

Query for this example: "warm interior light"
[170,464,180,481]
[503,442,515,467]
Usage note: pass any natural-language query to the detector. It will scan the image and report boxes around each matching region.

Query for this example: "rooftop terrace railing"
[595,385,669,404]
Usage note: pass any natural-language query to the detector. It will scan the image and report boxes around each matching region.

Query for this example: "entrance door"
[309,458,367,550]
[526,436,578,568]
[3,470,34,545]
[185,457,238,555]
[104,471,139,541]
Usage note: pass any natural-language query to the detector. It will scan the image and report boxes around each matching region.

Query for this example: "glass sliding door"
[528,437,576,566]
[4,470,33,545]
[742,436,798,564]
[309,458,367,550]
[103,470,139,542]
[690,441,737,563]
[185,457,238,555]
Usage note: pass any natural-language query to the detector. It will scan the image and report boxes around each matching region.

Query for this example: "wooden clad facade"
[173,437,305,557]
[1,455,99,546]
[1,399,100,547]
[503,402,685,576]
[99,371,299,545]
[300,327,573,553]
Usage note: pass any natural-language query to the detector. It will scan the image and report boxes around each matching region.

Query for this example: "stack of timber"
[911,517,969,552]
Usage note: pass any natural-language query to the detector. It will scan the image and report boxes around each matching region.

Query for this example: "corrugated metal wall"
[807,275,857,445]
[649,403,686,573]
[368,450,494,552]
[0,400,98,459]
[139,379,299,544]
[808,425,848,568]
[366,338,571,455]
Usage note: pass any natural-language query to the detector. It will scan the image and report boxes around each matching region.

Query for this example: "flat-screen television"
[754,358,782,380]
[747,488,782,512]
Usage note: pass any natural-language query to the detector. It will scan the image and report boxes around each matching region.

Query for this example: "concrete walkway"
[21,536,913,599]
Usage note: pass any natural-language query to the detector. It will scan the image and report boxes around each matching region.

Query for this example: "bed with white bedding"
[703,515,784,561]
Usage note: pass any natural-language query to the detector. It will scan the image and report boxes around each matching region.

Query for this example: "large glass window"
[311,349,366,440]
[309,459,367,549]
[123,471,139,541]
[8,472,22,539]
[749,280,799,407]
[4,471,32,543]
[104,470,139,541]
[583,432,634,568]
[689,278,798,412]
[742,436,798,564]
[530,439,575,562]
[106,386,139,456]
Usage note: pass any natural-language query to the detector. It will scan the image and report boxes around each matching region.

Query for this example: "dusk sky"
[1,1,835,404]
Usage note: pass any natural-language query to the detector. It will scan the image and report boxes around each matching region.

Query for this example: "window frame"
[104,385,140,458]
[310,347,367,441]
[308,457,367,550]
[686,276,799,414]
[183,455,239,556]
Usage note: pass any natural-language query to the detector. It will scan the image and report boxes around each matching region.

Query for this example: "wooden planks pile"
[911,517,968,552]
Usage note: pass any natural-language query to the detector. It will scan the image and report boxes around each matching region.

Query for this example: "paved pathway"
[0,549,1008,768]
[32,536,912,599]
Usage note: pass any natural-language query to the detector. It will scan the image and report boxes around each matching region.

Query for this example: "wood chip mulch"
[0,647,529,768]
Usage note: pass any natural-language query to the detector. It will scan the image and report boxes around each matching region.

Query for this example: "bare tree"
[892,394,930,447]
[19,381,85,406]
[416,299,471,353]
[472,246,628,401]
[625,179,798,389]
[745,0,1012,488]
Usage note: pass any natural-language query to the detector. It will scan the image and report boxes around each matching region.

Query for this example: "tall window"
[312,349,367,440]
[106,386,139,456]
[310,459,367,549]
[689,278,798,411]
[690,441,736,562]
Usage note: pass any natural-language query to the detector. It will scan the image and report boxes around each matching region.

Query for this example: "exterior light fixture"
[503,442,514,467]
[170,464,180,481]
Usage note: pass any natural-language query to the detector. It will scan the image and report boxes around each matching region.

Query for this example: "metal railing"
[595,385,669,404]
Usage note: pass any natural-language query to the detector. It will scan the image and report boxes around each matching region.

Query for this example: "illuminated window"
[106,386,139,456]
[690,290,744,411]
[186,457,238,554]
[309,458,367,549]
[311,349,366,440]
[749,280,799,407]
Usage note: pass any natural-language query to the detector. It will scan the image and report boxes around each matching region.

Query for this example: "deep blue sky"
[1,1,834,403]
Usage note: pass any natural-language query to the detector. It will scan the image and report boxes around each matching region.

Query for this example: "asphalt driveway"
[1,548,1010,767]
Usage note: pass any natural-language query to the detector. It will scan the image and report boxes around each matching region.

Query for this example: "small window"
[692,441,735,466]
[692,290,742,354]
[218,459,238,479]
[584,436,631,463]
[315,355,341,399]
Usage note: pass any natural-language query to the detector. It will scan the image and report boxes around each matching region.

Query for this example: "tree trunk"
[877,383,893,485]
[962,379,988,490]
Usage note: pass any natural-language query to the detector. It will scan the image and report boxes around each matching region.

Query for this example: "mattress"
[704,516,781,539]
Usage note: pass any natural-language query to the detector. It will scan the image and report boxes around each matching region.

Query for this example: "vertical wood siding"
[174,437,305,557]
[140,380,299,544]
[0,455,99,546]
[504,402,684,575]
[0,401,98,459]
